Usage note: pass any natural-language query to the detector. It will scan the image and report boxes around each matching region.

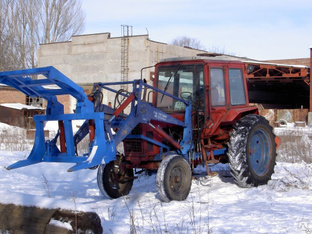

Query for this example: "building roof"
[0,103,44,110]
[160,53,309,68]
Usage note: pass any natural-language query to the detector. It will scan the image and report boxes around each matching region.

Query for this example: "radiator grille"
[125,140,142,153]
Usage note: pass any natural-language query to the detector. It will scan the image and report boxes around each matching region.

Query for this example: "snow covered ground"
[0,123,312,233]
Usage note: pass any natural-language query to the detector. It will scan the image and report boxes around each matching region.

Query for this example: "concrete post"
[310,46,312,112]
[308,47,312,125]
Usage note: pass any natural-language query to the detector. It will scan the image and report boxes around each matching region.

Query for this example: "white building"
[37,32,205,112]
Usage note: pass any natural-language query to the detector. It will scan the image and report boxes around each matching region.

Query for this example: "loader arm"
[0,66,94,115]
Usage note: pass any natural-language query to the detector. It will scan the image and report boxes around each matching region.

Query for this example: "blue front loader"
[0,66,193,172]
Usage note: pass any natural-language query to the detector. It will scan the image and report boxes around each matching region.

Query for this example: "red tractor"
[101,55,278,201]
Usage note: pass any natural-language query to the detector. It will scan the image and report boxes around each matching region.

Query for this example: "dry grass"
[275,128,312,163]
[0,125,32,151]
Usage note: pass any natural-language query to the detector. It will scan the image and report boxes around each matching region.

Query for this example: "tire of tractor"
[97,161,134,199]
[156,154,192,202]
[227,114,276,188]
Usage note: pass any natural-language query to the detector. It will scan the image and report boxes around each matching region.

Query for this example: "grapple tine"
[6,160,41,170]
[7,119,46,169]
[67,142,116,172]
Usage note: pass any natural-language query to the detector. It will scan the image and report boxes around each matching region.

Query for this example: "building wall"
[0,87,26,105]
[57,95,72,114]
[37,33,204,112]
[0,105,45,129]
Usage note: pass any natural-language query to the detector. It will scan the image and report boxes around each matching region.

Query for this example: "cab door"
[208,62,248,110]
[206,64,228,135]
[206,62,250,136]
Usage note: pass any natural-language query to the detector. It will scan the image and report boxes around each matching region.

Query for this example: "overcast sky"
[81,0,312,60]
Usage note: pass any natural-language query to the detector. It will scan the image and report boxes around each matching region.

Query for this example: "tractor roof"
[159,54,309,69]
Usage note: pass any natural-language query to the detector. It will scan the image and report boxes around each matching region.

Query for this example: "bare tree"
[0,0,11,70]
[13,0,39,68]
[171,36,206,50]
[40,0,85,43]
[0,0,85,70]
[209,45,236,56]
[0,1,23,69]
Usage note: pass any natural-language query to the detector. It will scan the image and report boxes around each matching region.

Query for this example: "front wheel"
[97,161,134,199]
[157,154,192,202]
[227,114,276,187]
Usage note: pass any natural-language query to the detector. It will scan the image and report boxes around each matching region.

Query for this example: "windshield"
[155,64,204,112]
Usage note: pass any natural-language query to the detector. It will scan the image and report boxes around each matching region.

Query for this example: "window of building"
[26,96,44,107]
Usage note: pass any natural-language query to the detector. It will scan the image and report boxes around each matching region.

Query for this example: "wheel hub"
[249,129,270,176]
[170,167,184,191]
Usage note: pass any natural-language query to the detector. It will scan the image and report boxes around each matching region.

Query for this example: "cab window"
[156,64,204,112]
[210,68,226,106]
[229,68,246,105]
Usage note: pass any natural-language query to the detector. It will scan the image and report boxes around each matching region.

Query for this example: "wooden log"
[0,203,102,234]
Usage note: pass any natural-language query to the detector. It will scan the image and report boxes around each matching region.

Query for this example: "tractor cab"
[153,57,258,148]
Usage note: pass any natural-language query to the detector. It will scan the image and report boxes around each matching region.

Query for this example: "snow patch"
[0,191,92,212]
[49,218,73,230]
[268,162,312,191]
[0,122,311,233]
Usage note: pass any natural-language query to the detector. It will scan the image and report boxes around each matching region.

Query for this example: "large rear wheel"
[97,161,134,199]
[157,154,192,202]
[227,114,276,187]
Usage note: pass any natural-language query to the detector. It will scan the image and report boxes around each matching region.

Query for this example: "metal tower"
[121,25,133,90]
